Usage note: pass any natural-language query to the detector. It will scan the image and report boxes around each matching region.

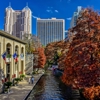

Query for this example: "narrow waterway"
[26,71,73,100]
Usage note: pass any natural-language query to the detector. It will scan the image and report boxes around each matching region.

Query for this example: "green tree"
[23,34,36,53]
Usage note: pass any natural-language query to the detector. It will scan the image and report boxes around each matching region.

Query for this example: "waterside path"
[0,73,43,100]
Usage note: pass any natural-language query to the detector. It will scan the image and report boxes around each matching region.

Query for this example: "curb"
[23,74,43,100]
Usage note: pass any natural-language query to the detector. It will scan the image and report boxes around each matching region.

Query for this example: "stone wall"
[25,54,34,75]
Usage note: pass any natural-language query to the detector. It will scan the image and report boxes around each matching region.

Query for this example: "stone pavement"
[0,73,43,100]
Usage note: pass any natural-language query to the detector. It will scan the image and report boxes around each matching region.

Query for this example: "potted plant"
[20,74,25,80]
[4,81,12,93]
[14,78,21,86]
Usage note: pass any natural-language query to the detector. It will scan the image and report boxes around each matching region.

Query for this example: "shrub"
[20,74,25,80]
[32,71,36,75]
[4,81,12,89]
[14,78,21,85]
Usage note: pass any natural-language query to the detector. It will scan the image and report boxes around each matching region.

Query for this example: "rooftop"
[37,18,65,21]
[0,30,26,44]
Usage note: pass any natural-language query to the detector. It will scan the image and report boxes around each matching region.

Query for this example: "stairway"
[72,89,80,100]
[25,65,33,75]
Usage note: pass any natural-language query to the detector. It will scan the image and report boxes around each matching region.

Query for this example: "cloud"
[66,17,71,20]
[46,7,53,13]
[55,10,59,13]
[32,15,39,19]
[46,10,52,13]
[46,8,58,13]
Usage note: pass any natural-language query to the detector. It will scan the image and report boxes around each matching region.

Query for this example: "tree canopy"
[62,8,100,89]
[23,34,41,54]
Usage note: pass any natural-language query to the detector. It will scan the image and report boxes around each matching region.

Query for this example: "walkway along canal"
[25,71,85,100]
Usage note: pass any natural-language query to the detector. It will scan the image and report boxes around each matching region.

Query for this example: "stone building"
[0,30,26,82]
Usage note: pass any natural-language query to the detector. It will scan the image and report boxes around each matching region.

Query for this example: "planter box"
[6,58,11,62]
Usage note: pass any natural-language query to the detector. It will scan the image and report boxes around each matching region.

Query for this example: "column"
[23,46,25,74]
[10,42,14,81]
[18,44,21,77]
[3,38,6,77]
[13,42,15,78]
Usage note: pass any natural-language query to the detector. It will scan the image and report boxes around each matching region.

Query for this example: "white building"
[4,5,32,39]
[70,6,82,28]
[37,18,65,46]
[65,30,68,39]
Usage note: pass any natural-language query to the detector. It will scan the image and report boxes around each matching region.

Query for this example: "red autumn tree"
[37,47,46,68]
[83,86,100,100]
[62,8,100,89]
[57,40,70,70]
[33,47,46,71]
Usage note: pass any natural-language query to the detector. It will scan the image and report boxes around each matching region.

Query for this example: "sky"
[0,0,100,35]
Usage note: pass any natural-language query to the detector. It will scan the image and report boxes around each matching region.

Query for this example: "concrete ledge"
[23,74,43,100]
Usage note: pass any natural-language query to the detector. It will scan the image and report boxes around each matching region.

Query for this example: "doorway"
[6,64,10,81]
[21,61,23,74]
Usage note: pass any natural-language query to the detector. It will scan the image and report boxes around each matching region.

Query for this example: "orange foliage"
[83,86,100,100]
[62,8,100,90]
[37,48,46,68]
[45,40,70,70]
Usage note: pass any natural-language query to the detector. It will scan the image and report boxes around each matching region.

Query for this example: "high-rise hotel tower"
[70,6,82,28]
[4,4,32,39]
[37,18,65,46]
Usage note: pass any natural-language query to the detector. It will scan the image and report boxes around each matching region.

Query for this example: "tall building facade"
[68,6,82,42]
[4,5,32,39]
[65,30,68,39]
[37,18,65,46]
[70,6,82,28]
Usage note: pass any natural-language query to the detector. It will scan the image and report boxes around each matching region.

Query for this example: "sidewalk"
[0,73,43,100]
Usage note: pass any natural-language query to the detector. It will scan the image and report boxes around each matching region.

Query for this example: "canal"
[26,72,73,100]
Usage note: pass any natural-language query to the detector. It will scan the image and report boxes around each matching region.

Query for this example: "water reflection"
[26,73,70,100]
